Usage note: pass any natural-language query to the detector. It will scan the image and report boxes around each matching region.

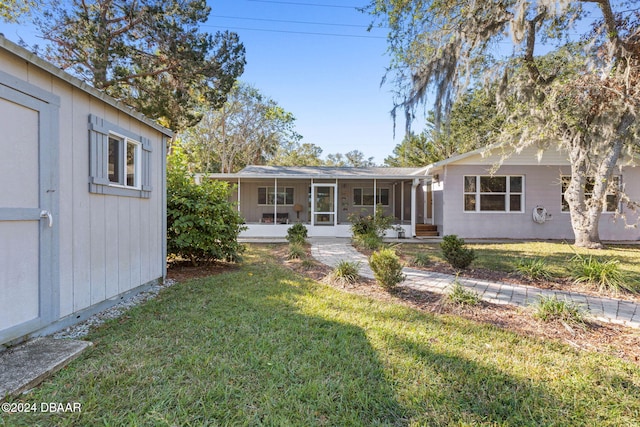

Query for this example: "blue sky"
[0,0,408,164]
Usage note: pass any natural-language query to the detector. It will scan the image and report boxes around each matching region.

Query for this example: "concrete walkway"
[310,238,640,329]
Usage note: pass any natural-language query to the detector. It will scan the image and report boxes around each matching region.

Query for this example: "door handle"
[40,210,53,227]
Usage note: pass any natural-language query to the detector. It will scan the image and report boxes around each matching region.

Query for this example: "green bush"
[353,233,384,251]
[167,150,246,265]
[440,235,476,270]
[287,242,307,260]
[514,258,554,281]
[532,296,586,325]
[369,248,405,290]
[329,260,361,285]
[570,253,631,293]
[286,223,308,244]
[349,205,394,239]
[411,252,431,267]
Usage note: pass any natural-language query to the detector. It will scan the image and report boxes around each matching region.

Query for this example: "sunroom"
[197,165,434,238]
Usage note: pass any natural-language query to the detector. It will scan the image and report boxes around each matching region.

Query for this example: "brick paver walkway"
[310,238,640,329]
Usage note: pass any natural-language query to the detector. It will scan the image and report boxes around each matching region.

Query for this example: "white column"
[400,181,405,224]
[274,177,278,222]
[373,178,377,218]
[411,178,419,237]
[237,178,241,213]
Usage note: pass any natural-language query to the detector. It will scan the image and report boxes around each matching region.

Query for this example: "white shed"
[0,36,172,346]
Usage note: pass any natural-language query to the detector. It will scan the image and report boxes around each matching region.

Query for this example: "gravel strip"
[52,279,176,340]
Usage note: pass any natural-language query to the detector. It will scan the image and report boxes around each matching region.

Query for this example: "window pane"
[510,176,522,193]
[480,194,506,211]
[464,176,476,192]
[126,141,137,187]
[377,188,389,205]
[464,194,476,211]
[353,188,362,205]
[606,194,618,212]
[108,136,121,184]
[480,176,506,193]
[509,195,522,212]
[363,188,374,206]
[285,187,294,205]
[258,188,267,204]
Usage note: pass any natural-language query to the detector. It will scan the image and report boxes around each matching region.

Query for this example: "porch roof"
[200,165,430,180]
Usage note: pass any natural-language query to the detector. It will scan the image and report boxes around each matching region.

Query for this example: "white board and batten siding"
[0,36,171,346]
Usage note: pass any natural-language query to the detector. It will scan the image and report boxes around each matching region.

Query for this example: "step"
[416,230,439,237]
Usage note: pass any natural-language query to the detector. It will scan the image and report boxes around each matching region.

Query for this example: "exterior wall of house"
[437,163,640,241]
[0,43,167,343]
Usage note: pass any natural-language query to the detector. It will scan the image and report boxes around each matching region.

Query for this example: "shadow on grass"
[4,249,639,426]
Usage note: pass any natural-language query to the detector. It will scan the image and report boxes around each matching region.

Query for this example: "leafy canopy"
[38,0,245,131]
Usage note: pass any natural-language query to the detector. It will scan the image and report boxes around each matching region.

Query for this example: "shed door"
[0,79,58,344]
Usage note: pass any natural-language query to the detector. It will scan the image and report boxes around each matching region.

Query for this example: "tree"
[38,0,245,131]
[268,142,324,166]
[180,83,301,173]
[368,0,640,248]
[1,0,37,22]
[325,150,376,167]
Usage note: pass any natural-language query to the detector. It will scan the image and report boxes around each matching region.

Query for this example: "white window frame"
[258,187,294,206]
[353,187,389,206]
[89,114,153,198]
[561,175,620,213]
[463,175,524,213]
[108,132,142,190]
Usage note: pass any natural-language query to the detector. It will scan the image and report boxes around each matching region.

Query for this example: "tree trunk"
[565,132,625,249]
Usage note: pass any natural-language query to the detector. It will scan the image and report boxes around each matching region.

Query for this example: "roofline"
[196,173,430,180]
[0,35,174,138]
[425,144,501,172]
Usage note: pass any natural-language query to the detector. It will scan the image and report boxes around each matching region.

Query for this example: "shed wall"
[0,48,166,323]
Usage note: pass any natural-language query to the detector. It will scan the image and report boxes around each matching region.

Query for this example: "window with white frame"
[353,188,389,206]
[464,176,524,212]
[89,114,153,198]
[258,187,294,205]
[561,176,620,212]
[108,134,141,188]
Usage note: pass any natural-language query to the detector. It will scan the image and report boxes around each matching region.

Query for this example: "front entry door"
[311,184,337,226]
[0,73,59,344]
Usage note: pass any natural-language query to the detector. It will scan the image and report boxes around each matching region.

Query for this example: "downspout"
[411,178,419,237]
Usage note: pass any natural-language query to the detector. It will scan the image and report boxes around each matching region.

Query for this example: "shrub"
[328,260,361,285]
[440,235,476,270]
[514,258,554,281]
[167,150,246,265]
[353,233,383,251]
[349,205,394,239]
[369,248,405,290]
[411,252,431,267]
[569,253,630,293]
[287,242,307,260]
[286,223,308,244]
[532,296,586,325]
[446,279,480,306]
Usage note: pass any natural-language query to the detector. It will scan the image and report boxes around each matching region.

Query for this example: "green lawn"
[397,241,640,285]
[2,245,640,426]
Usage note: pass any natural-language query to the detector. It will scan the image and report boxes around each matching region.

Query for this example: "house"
[197,165,434,238]
[427,144,640,241]
[204,144,640,242]
[0,36,172,347]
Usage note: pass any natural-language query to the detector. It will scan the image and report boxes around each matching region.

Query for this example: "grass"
[398,241,640,291]
[514,257,555,281]
[570,253,630,293]
[3,245,640,426]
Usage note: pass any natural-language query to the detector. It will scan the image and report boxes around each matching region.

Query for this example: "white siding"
[0,45,166,325]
